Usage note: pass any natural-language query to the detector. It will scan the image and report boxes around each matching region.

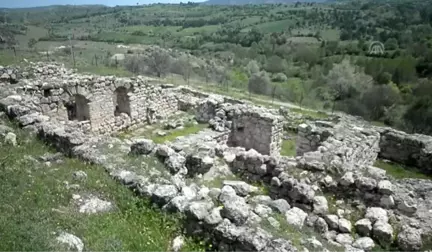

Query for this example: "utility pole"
[68,35,76,68]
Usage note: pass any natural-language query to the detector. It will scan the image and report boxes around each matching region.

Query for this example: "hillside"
[202,0,328,5]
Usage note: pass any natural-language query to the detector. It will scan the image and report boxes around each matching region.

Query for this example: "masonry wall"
[228,109,283,156]
[296,121,380,173]
[18,74,180,134]
[379,128,432,173]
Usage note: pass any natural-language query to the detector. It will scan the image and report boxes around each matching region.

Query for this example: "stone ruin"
[1,62,432,252]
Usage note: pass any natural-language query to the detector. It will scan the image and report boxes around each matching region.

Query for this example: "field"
[0,123,204,251]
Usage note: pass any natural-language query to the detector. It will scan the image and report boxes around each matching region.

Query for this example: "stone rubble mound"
[1,62,432,252]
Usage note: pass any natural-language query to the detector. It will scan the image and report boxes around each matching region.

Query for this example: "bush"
[272,72,288,82]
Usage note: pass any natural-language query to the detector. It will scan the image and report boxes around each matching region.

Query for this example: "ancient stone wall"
[296,121,380,174]
[8,64,180,134]
[379,128,432,173]
[228,106,283,156]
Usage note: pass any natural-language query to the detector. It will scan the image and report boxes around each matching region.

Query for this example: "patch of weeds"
[262,213,345,252]
[0,125,204,251]
[422,232,432,251]
[152,123,208,144]
[374,159,432,180]
[250,181,270,195]
[323,192,338,214]
[201,174,238,189]
[290,107,329,119]
[76,65,134,77]
[281,138,296,156]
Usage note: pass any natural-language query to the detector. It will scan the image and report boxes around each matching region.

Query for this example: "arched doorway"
[66,94,90,121]
[114,87,131,117]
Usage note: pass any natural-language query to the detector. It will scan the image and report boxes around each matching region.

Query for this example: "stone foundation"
[228,106,283,156]
[378,128,432,173]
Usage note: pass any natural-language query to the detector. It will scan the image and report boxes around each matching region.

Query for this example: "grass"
[76,65,134,77]
[281,139,296,156]
[261,213,344,252]
[280,130,297,157]
[289,107,329,119]
[0,123,204,251]
[152,123,208,144]
[373,159,432,180]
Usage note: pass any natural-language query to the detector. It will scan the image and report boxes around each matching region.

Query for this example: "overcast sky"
[0,0,203,8]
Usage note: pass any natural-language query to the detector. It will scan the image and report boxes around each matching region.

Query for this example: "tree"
[246,60,260,76]
[145,49,171,78]
[324,59,373,113]
[178,55,193,85]
[404,96,432,134]
[248,71,271,97]
[28,38,37,50]
[384,38,398,50]
[376,72,392,85]
[265,55,286,74]
[361,84,401,121]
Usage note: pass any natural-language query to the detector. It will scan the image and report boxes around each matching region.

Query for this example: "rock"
[223,152,236,163]
[355,176,377,191]
[4,132,17,146]
[165,195,188,212]
[314,217,329,234]
[152,184,178,206]
[237,227,272,251]
[288,182,315,204]
[248,195,272,205]
[324,214,339,230]
[130,139,155,155]
[78,196,114,214]
[165,153,186,174]
[185,201,214,220]
[269,199,291,213]
[0,124,13,136]
[254,204,273,218]
[171,236,184,252]
[56,232,84,252]
[302,237,323,249]
[313,196,329,215]
[372,221,393,246]
[219,185,237,202]
[338,218,352,233]
[377,180,393,195]
[340,172,355,186]
[397,200,417,214]
[220,194,250,225]
[366,166,386,179]
[380,195,395,209]
[353,237,375,251]
[222,180,258,197]
[397,227,423,251]
[355,218,372,236]
[39,152,63,162]
[285,207,308,228]
[267,238,298,252]
[336,233,354,245]
[204,207,223,225]
[365,207,388,223]
[72,171,87,181]
[208,188,221,200]
[267,216,280,229]
[156,144,175,157]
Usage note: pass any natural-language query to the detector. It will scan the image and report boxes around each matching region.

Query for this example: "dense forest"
[1,0,432,134]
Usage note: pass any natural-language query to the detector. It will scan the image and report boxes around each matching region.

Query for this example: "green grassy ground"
[152,123,209,144]
[280,138,296,156]
[374,160,432,180]
[0,123,204,251]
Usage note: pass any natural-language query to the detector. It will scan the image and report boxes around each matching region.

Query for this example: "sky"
[0,0,202,8]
